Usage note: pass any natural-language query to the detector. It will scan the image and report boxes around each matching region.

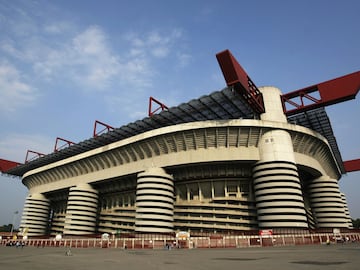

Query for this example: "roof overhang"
[3,86,344,177]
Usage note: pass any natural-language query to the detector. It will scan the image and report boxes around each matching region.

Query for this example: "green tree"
[352,219,360,229]
[0,224,13,232]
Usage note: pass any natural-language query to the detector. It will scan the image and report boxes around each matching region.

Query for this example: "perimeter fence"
[1,232,359,249]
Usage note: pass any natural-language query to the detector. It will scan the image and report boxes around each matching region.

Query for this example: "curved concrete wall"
[21,120,340,194]
[135,167,174,232]
[18,117,350,235]
[308,176,347,228]
[63,184,99,235]
[19,193,50,236]
[341,193,353,229]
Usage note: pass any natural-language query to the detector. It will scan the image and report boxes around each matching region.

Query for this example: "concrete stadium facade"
[18,86,353,237]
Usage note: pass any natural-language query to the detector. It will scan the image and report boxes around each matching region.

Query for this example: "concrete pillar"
[135,167,174,233]
[308,176,348,228]
[259,86,287,123]
[63,183,99,235]
[19,193,50,236]
[253,130,307,228]
[252,86,307,229]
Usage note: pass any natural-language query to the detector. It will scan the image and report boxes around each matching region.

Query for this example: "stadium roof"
[3,86,345,177]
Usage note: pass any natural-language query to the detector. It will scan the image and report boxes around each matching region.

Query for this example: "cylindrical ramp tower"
[19,193,50,236]
[341,193,353,229]
[63,183,98,235]
[253,86,307,229]
[308,176,348,228]
[135,167,174,233]
[253,130,308,228]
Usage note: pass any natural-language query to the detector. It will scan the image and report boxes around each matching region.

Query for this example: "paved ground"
[1,243,359,270]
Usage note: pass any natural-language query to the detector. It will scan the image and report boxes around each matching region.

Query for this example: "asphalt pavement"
[1,242,359,270]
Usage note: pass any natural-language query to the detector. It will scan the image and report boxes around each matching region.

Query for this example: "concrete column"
[135,167,174,233]
[253,130,307,229]
[19,193,50,236]
[63,183,99,235]
[259,86,287,123]
[252,86,307,229]
[308,176,348,228]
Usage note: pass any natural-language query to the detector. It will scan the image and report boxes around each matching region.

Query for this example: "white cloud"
[125,29,185,60]
[69,26,121,89]
[0,62,37,112]
[152,47,170,58]
[177,52,191,67]
[43,21,72,34]
[73,26,108,55]
[33,48,63,78]
[0,40,24,59]
[29,25,157,90]
[120,57,153,88]
[147,32,163,44]
[1,9,190,111]
[101,28,190,117]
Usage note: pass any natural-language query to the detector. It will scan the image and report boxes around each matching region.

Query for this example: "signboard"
[176,231,190,240]
[101,233,110,240]
[259,229,273,236]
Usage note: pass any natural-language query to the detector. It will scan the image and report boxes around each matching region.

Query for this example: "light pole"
[10,211,19,237]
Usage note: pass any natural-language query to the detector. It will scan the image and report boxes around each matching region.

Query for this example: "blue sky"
[0,0,359,227]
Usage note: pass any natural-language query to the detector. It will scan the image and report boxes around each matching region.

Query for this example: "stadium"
[1,50,359,238]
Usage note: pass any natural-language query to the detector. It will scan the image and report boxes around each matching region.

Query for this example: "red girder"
[93,120,114,137]
[0,158,22,172]
[148,96,168,117]
[282,71,360,116]
[54,137,75,152]
[25,150,44,163]
[216,50,360,175]
[343,159,360,173]
[216,50,265,114]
